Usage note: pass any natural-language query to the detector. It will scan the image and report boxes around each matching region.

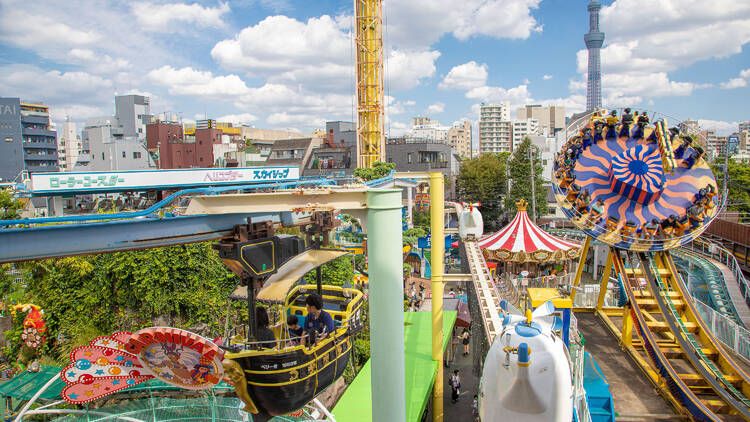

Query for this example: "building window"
[133,152,141,159]
[122,151,126,158]
[407,153,412,164]
[200,157,203,162]
[102,152,105,160]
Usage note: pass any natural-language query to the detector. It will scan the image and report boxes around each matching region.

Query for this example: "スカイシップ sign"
[30,166,300,194]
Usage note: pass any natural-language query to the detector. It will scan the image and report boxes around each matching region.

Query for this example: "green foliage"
[402,227,427,247]
[8,243,239,364]
[412,209,431,232]
[353,161,396,181]
[506,138,547,220]
[303,255,353,287]
[456,152,510,229]
[714,159,750,214]
[0,189,24,220]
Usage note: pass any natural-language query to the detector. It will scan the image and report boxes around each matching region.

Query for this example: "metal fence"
[683,238,750,303]
[572,281,621,308]
[693,297,750,364]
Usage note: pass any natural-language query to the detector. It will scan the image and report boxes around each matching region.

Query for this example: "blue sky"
[0,0,748,136]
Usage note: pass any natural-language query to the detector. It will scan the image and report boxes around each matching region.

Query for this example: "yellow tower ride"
[355,0,385,168]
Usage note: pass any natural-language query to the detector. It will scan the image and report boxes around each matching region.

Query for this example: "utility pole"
[529,144,537,222]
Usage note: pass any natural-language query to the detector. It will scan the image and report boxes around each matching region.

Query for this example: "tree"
[353,161,396,181]
[714,159,750,214]
[506,138,547,220]
[456,152,509,229]
[303,255,353,287]
[0,189,24,220]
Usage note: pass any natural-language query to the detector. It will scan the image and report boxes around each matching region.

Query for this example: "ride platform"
[332,310,457,422]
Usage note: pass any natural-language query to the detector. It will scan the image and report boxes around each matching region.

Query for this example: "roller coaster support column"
[622,304,633,347]
[596,251,613,310]
[366,189,406,422]
[429,172,445,422]
[570,236,591,302]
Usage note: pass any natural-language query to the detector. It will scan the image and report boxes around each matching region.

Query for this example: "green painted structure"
[332,311,457,422]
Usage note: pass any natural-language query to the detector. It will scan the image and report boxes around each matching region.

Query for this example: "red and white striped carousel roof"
[478,205,579,253]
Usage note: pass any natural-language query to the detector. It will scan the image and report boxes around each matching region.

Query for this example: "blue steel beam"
[0,214,257,263]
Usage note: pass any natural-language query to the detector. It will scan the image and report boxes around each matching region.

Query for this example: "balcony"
[23,139,58,149]
[25,151,58,161]
[22,127,56,138]
[21,115,50,125]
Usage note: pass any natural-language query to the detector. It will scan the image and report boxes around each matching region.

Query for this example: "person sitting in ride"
[605,110,619,139]
[593,121,606,143]
[620,108,634,138]
[621,220,638,238]
[693,187,707,204]
[587,199,605,225]
[673,136,693,159]
[632,113,649,140]
[660,215,678,237]
[642,218,661,239]
[687,204,705,229]
[286,315,304,345]
[255,307,277,350]
[566,183,581,203]
[304,293,335,345]
[681,145,704,169]
[582,127,594,150]
[674,215,691,236]
[575,190,591,214]
[560,173,576,190]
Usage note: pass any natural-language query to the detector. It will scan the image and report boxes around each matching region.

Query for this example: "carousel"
[478,199,580,286]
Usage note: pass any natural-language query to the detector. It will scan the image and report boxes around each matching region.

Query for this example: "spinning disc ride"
[557,109,750,421]
[553,109,718,251]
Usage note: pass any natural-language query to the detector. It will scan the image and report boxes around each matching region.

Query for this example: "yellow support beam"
[429,172,445,422]
[355,0,385,168]
[596,250,613,310]
[570,236,591,301]
[622,304,633,347]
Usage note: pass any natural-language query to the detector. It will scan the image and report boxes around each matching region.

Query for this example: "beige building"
[515,105,565,136]
[57,118,82,171]
[512,118,540,150]
[479,102,512,154]
[447,120,472,159]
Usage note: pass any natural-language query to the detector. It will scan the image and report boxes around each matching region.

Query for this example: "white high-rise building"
[115,95,151,140]
[515,105,566,136]
[57,118,82,171]
[448,120,473,159]
[512,118,540,150]
[739,121,750,134]
[406,117,449,142]
[479,102,512,153]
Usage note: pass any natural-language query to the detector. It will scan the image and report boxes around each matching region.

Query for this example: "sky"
[0,0,748,137]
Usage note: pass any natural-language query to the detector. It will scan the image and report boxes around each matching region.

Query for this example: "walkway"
[443,339,479,422]
[706,256,750,327]
[575,312,680,420]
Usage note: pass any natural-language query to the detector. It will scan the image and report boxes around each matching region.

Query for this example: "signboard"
[30,166,300,195]
[727,135,739,156]
[417,234,452,249]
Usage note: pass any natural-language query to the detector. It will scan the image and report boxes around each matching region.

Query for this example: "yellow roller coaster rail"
[355,0,385,169]
[598,248,750,420]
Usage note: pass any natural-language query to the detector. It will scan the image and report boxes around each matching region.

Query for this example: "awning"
[231,249,350,303]
[0,366,65,401]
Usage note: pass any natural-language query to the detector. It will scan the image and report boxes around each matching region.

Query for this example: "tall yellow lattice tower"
[355,0,385,168]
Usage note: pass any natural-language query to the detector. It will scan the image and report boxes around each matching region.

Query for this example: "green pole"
[366,189,406,422]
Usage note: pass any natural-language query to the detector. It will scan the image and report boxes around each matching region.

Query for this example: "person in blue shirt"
[304,293,335,345]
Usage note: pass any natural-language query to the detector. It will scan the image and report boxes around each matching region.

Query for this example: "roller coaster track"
[462,240,503,343]
[614,249,750,421]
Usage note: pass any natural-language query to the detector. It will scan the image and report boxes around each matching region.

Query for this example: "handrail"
[684,238,750,302]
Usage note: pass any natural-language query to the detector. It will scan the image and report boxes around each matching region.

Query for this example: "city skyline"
[0,0,748,136]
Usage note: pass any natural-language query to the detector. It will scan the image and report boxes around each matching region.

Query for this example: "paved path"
[443,339,478,422]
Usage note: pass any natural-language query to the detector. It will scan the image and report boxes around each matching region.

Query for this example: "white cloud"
[439,61,488,90]
[719,68,750,89]
[147,66,251,97]
[386,96,415,115]
[0,64,112,104]
[384,0,542,49]
[386,49,441,90]
[267,112,326,129]
[466,84,532,108]
[131,2,230,32]
[0,7,100,53]
[427,102,445,114]
[542,74,553,80]
[698,119,739,136]
[217,113,258,125]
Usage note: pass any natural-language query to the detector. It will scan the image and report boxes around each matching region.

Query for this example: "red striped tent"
[478,199,580,263]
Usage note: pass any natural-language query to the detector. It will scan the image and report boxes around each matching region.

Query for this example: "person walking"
[461,328,471,356]
[449,369,461,403]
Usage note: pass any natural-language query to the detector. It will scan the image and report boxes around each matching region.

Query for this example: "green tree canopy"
[714,159,750,214]
[506,138,547,220]
[456,152,509,229]
[0,189,24,220]
[353,161,396,181]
